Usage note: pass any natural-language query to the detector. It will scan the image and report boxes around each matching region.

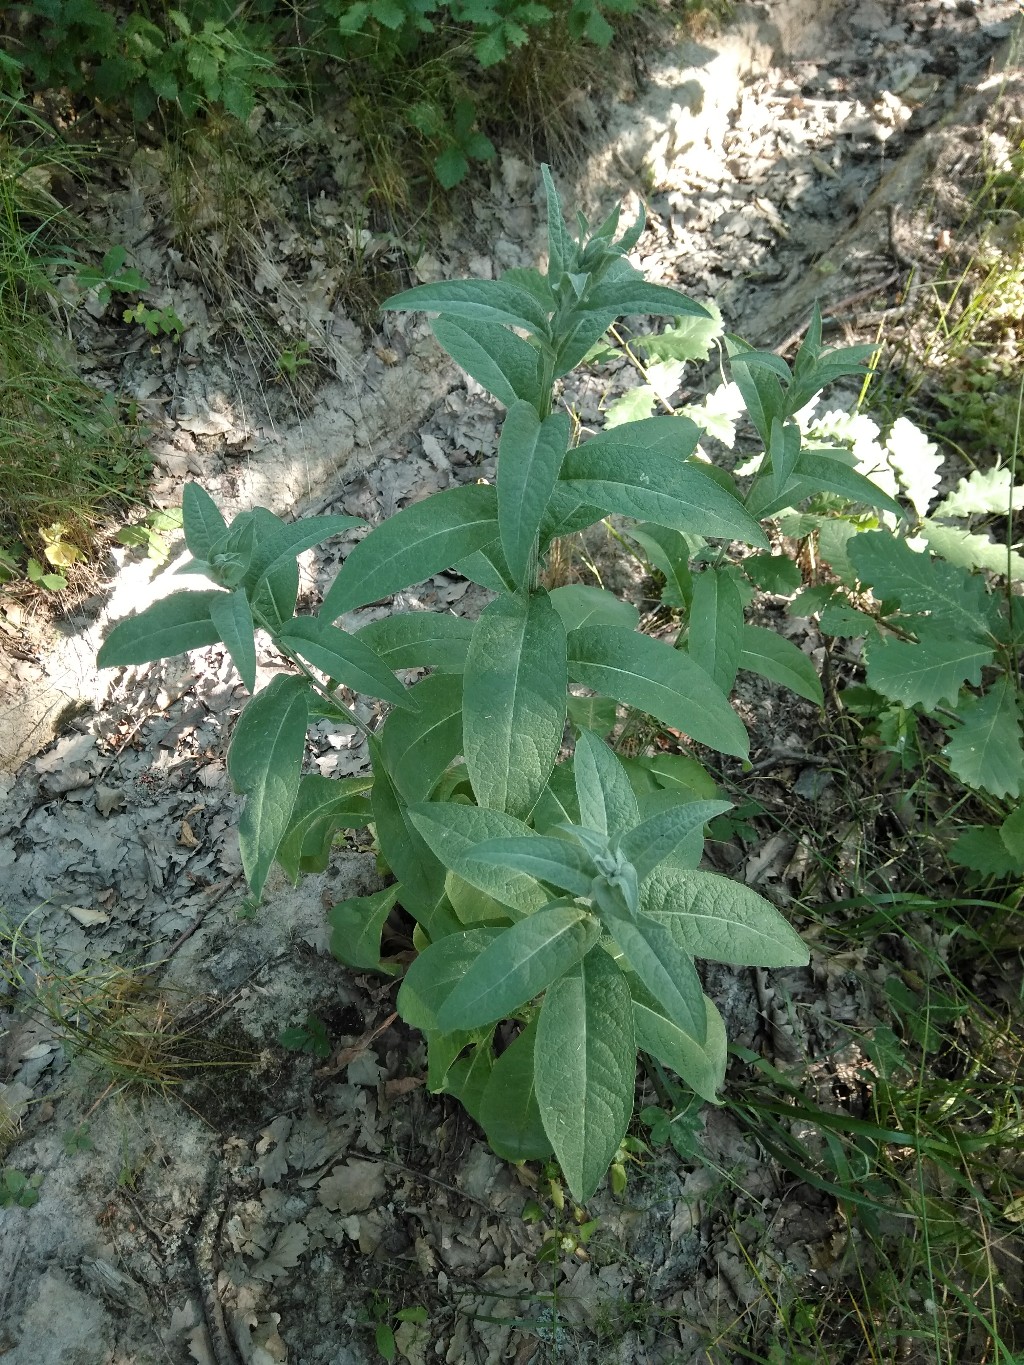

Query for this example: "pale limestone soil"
[0,3,1021,1363]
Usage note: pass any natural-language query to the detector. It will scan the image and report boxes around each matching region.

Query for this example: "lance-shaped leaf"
[432,315,542,410]
[278,616,414,708]
[228,675,309,898]
[533,762,581,832]
[436,902,601,1032]
[568,625,748,758]
[97,589,226,668]
[355,611,473,673]
[182,482,228,560]
[542,162,572,281]
[686,569,743,695]
[624,523,696,610]
[454,538,518,593]
[629,976,726,1104]
[497,403,570,587]
[538,483,605,549]
[408,802,549,914]
[479,1017,554,1162]
[549,584,639,633]
[275,773,372,883]
[599,905,707,1043]
[397,927,503,1032]
[381,278,553,336]
[639,865,809,966]
[573,728,638,837]
[865,632,993,712]
[378,672,463,803]
[252,558,299,632]
[321,484,499,619]
[463,835,595,898]
[765,416,801,499]
[444,1042,495,1123]
[245,509,365,594]
[535,947,636,1204]
[728,343,788,446]
[209,586,257,693]
[748,449,903,520]
[738,625,824,707]
[619,799,732,883]
[581,275,710,320]
[328,885,401,976]
[463,590,567,818]
[371,742,448,928]
[560,429,766,547]
[943,678,1024,799]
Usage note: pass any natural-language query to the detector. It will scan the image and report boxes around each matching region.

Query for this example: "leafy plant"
[123,301,185,341]
[75,244,148,306]
[0,1166,41,1208]
[97,167,904,1203]
[278,1013,332,1058]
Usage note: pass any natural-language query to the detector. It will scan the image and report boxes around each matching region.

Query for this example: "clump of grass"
[0,95,145,571]
[1,912,255,1115]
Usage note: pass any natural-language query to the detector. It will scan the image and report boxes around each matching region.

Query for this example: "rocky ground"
[1,2,1022,1362]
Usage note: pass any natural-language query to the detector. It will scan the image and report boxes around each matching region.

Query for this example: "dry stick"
[772,271,901,356]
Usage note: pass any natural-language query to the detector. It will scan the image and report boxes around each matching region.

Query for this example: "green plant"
[123,300,185,341]
[114,506,184,565]
[0,1166,42,1208]
[363,1294,429,1362]
[75,244,148,306]
[278,1012,332,1058]
[96,167,904,1203]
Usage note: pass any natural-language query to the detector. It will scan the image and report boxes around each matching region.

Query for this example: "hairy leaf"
[573,728,639,836]
[463,591,566,818]
[437,903,601,1031]
[620,799,732,882]
[431,315,542,409]
[600,907,706,1043]
[276,773,371,883]
[321,484,499,618]
[397,928,503,1032]
[354,612,473,673]
[497,404,570,586]
[209,587,257,693]
[639,865,809,967]
[737,625,824,706]
[278,617,413,708]
[381,278,553,335]
[182,482,228,560]
[464,835,595,898]
[408,803,548,914]
[328,885,401,976]
[479,1018,553,1161]
[535,948,635,1204]
[97,590,225,668]
[568,625,748,758]
[548,584,639,632]
[378,672,463,802]
[371,742,448,928]
[686,569,744,694]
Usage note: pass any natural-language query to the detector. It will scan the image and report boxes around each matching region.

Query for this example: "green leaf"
[782,449,903,518]
[942,678,1024,799]
[397,928,502,1033]
[408,803,549,914]
[737,624,824,706]
[573,727,638,836]
[848,530,999,641]
[245,510,365,595]
[321,485,499,618]
[600,907,706,1043]
[582,277,710,321]
[252,558,299,632]
[278,617,412,707]
[228,676,309,898]
[743,553,802,595]
[921,520,1024,581]
[381,278,553,336]
[949,826,1024,876]
[686,568,744,694]
[568,625,748,758]
[817,601,878,638]
[728,344,787,446]
[566,694,618,735]
[479,1018,554,1161]
[209,586,257,693]
[625,523,696,609]
[354,611,473,672]
[97,590,224,668]
[535,947,636,1204]
[865,633,993,712]
[464,835,595,898]
[446,873,515,927]
[633,752,720,800]
[275,773,371,883]
[463,591,567,818]
[437,903,601,1031]
[548,584,639,632]
[371,741,448,927]
[497,404,570,587]
[639,865,809,967]
[431,316,542,409]
[444,1041,495,1122]
[378,673,463,802]
[1000,804,1024,863]
[620,799,732,882]
[533,762,582,831]
[328,885,401,975]
[182,482,228,559]
[561,423,767,546]
[630,980,726,1104]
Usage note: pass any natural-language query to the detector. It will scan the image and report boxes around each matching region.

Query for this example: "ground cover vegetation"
[2,0,1024,1355]
[93,166,1024,1358]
